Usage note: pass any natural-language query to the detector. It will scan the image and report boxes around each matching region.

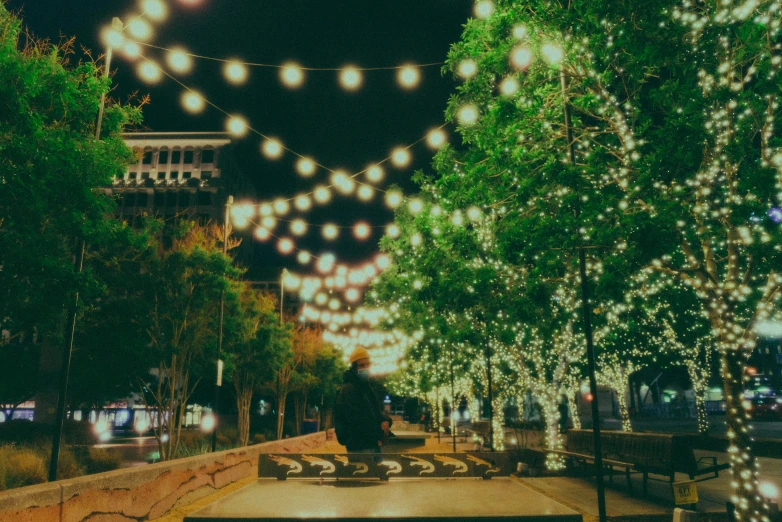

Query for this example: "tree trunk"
[539,386,565,471]
[293,394,302,436]
[276,393,287,440]
[565,389,581,430]
[616,387,631,432]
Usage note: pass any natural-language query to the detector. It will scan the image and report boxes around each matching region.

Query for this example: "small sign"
[672,480,698,505]
[216,360,224,387]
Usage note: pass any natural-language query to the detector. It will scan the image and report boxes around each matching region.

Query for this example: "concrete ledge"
[0,430,332,522]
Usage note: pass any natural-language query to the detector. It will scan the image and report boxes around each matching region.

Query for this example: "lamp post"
[212,195,233,452]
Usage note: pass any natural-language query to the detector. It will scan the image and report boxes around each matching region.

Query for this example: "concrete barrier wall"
[0,430,333,522]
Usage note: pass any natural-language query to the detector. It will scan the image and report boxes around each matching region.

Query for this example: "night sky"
[8,0,473,276]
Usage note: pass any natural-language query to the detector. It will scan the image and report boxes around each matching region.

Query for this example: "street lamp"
[212,195,233,452]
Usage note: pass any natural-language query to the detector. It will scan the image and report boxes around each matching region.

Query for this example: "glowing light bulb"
[426,128,447,149]
[366,165,384,183]
[541,43,564,65]
[340,66,362,91]
[294,194,312,211]
[280,62,304,88]
[128,18,152,41]
[329,299,340,311]
[224,60,248,84]
[397,65,420,89]
[167,47,192,73]
[122,41,141,59]
[261,216,277,229]
[314,186,331,204]
[323,224,339,240]
[138,60,162,83]
[255,227,271,241]
[345,288,360,302]
[513,25,528,39]
[297,250,312,264]
[510,46,533,70]
[354,222,371,240]
[226,115,249,137]
[262,138,284,159]
[141,0,167,21]
[259,203,273,216]
[277,238,295,254]
[376,254,391,269]
[391,148,411,168]
[296,157,316,177]
[467,206,482,221]
[273,199,290,215]
[101,27,125,48]
[408,198,424,215]
[474,0,495,19]
[231,203,255,220]
[500,77,520,96]
[317,253,336,273]
[457,104,479,126]
[457,59,478,79]
[385,191,403,209]
[357,185,374,201]
[331,171,355,194]
[411,233,422,247]
[315,293,328,305]
[290,219,308,236]
[451,211,464,226]
[181,91,205,114]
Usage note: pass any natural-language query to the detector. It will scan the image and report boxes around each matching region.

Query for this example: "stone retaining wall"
[0,430,333,522]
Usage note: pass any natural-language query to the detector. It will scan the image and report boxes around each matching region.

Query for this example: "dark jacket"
[334,369,392,451]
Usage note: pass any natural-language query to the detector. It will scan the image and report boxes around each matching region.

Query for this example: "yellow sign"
[672,480,698,505]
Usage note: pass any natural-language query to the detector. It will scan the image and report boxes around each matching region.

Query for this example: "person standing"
[335,346,392,453]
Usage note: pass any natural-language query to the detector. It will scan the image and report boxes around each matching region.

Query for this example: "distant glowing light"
[328,299,340,311]
[340,66,363,91]
[385,190,404,209]
[426,128,447,149]
[408,198,424,215]
[290,219,308,236]
[226,115,249,137]
[128,18,152,41]
[262,138,284,159]
[296,157,317,177]
[138,60,162,83]
[295,194,312,211]
[224,60,249,84]
[297,251,312,264]
[376,254,391,269]
[317,253,336,273]
[541,43,564,65]
[357,185,374,201]
[314,186,332,204]
[366,165,384,183]
[315,293,328,305]
[323,224,339,240]
[102,27,125,49]
[255,227,271,241]
[391,148,411,168]
[182,91,205,113]
[474,0,495,19]
[397,65,420,89]
[273,199,290,215]
[500,77,520,96]
[457,104,479,126]
[277,238,295,255]
[141,0,167,21]
[385,223,401,238]
[354,222,371,240]
[510,46,533,70]
[457,59,478,79]
[280,62,305,88]
[345,288,360,302]
[167,47,192,73]
[122,41,141,59]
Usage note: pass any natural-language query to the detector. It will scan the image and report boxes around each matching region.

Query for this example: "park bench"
[550,429,729,495]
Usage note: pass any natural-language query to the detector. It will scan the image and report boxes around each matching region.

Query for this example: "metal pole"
[48,39,117,482]
[450,357,457,452]
[212,195,232,452]
[561,68,607,522]
[485,344,494,451]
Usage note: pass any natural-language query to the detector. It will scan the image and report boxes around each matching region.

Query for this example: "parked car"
[749,396,782,420]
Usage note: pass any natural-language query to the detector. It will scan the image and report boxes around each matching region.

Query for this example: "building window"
[128,172,138,180]
[141,172,150,180]
[201,149,215,164]
[157,171,166,180]
[143,151,153,164]
[171,150,181,164]
[183,171,192,179]
[196,192,212,206]
[137,193,148,207]
[154,192,165,207]
[158,150,169,164]
[169,171,178,179]
[201,171,213,180]
[184,150,194,164]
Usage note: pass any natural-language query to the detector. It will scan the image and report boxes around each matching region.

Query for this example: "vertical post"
[450,357,457,452]
[561,68,607,522]
[485,344,494,451]
[212,195,233,452]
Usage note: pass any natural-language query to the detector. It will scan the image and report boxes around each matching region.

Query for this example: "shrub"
[85,449,122,474]
[4,448,46,489]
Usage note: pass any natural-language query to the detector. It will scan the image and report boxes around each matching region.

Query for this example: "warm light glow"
[474,0,495,19]
[397,65,420,89]
[408,198,424,215]
[255,227,271,241]
[128,18,152,41]
[224,60,249,84]
[141,0,167,21]
[541,43,564,65]
[354,222,371,240]
[467,206,482,221]
[290,219,308,236]
[759,481,779,500]
[345,288,360,302]
[510,46,533,70]
[295,194,312,211]
[513,25,528,39]
[200,413,215,432]
[366,165,384,183]
[101,27,125,48]
[499,77,520,96]
[277,238,295,255]
[296,157,316,177]
[261,216,277,229]
[259,203,273,216]
[297,250,312,264]
[376,254,391,269]
[357,185,374,201]
[385,190,404,209]
[167,48,192,73]
[329,299,340,311]
[273,199,290,215]
[262,138,284,159]
[280,62,305,88]
[331,171,355,194]
[426,128,447,149]
[226,115,249,137]
[457,59,478,79]
[340,66,363,91]
[314,186,332,204]
[411,233,422,247]
[385,223,399,237]
[122,41,141,59]
[181,90,205,114]
[391,148,411,168]
[323,224,339,240]
[457,104,479,126]
[138,60,162,83]
[317,253,336,273]
[230,203,255,221]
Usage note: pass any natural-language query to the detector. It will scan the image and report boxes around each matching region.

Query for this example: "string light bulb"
[181,91,205,114]
[474,0,495,19]
[296,157,316,177]
[357,185,374,201]
[273,198,290,215]
[297,250,312,265]
[331,171,355,195]
[457,104,479,126]
[323,224,339,240]
[290,219,308,236]
[397,65,420,89]
[314,185,332,204]
[224,60,248,85]
[280,62,305,88]
[101,27,125,49]
[262,138,284,159]
[366,165,384,183]
[500,77,520,96]
[340,65,363,91]
[138,60,162,83]
[226,115,249,137]
[426,128,447,149]
[385,190,404,209]
[122,41,141,59]
[166,47,192,73]
[376,254,391,269]
[457,59,478,79]
[510,46,533,70]
[277,238,295,255]
[128,18,153,41]
[141,0,167,21]
[261,216,277,229]
[255,227,271,241]
[513,25,528,39]
[354,222,371,240]
[408,198,424,215]
[295,194,313,211]
[391,148,412,168]
[345,288,360,303]
[386,223,401,238]
[541,43,564,65]
[317,253,336,273]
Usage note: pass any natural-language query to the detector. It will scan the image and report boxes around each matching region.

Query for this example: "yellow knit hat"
[348,346,370,364]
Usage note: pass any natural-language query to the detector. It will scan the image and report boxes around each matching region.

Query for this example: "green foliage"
[84,448,122,475]
[0,447,46,489]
